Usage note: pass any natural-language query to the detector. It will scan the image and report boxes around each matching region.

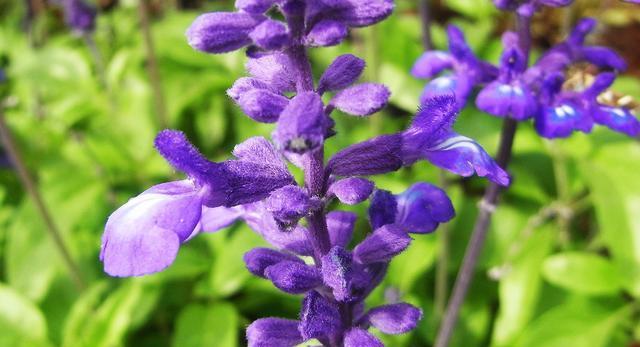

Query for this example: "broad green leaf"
[542,252,624,296]
[198,226,267,298]
[379,63,422,113]
[582,140,640,296]
[0,283,51,347]
[62,280,160,347]
[386,234,437,293]
[5,201,60,302]
[492,226,554,347]
[171,303,239,347]
[515,299,630,347]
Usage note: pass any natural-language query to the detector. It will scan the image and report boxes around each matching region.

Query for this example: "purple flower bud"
[265,261,322,294]
[273,92,327,153]
[327,133,403,176]
[246,318,303,347]
[327,210,357,247]
[243,203,314,256]
[227,77,272,101]
[236,89,289,123]
[249,19,290,50]
[299,290,342,341]
[235,0,277,14]
[328,177,375,205]
[368,189,397,230]
[186,12,265,54]
[396,183,455,233]
[321,246,368,302]
[336,0,395,27]
[353,224,411,264]
[344,328,384,347]
[411,51,453,79]
[266,185,316,227]
[306,20,349,47]
[330,83,390,116]
[243,247,303,278]
[246,53,297,93]
[154,129,214,183]
[318,54,366,94]
[364,303,423,334]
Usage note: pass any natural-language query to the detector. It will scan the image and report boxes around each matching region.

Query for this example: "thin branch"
[0,107,86,291]
[435,118,518,347]
[138,0,169,129]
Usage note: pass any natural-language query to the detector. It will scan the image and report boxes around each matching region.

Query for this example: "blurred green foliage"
[1,1,640,346]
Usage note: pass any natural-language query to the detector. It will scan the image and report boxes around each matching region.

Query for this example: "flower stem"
[0,107,86,291]
[138,0,168,129]
[419,0,433,50]
[435,118,518,347]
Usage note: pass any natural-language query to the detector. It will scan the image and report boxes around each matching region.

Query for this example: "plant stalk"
[0,108,86,291]
[435,118,518,347]
[419,0,433,50]
[138,0,169,129]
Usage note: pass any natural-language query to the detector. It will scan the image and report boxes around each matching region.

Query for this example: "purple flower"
[100,131,292,276]
[247,318,304,347]
[529,18,626,77]
[411,25,498,108]
[62,0,97,33]
[329,95,510,186]
[476,32,538,120]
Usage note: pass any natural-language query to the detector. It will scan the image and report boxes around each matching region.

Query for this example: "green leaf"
[62,280,160,347]
[582,141,640,296]
[171,303,239,347]
[198,226,267,298]
[5,201,59,302]
[386,234,437,293]
[445,0,498,19]
[542,252,624,296]
[514,299,630,347]
[0,283,51,347]
[492,225,554,346]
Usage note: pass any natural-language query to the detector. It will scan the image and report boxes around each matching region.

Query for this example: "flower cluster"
[100,1,509,346]
[412,1,640,138]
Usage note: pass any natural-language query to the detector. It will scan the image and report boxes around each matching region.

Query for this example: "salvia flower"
[411,25,498,108]
[102,1,513,345]
[493,0,573,17]
[416,14,639,139]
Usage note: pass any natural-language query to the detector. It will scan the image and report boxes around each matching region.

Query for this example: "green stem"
[0,108,86,291]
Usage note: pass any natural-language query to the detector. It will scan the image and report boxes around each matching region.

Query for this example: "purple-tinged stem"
[435,12,531,345]
[138,0,168,129]
[434,118,517,347]
[0,107,86,291]
[419,0,433,50]
[285,7,349,346]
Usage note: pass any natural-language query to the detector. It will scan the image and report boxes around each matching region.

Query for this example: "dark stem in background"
[138,0,169,129]
[419,0,433,50]
[0,107,86,291]
[435,118,518,347]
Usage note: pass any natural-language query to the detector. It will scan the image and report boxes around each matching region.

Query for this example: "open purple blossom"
[329,95,510,186]
[411,25,498,108]
[415,13,639,139]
